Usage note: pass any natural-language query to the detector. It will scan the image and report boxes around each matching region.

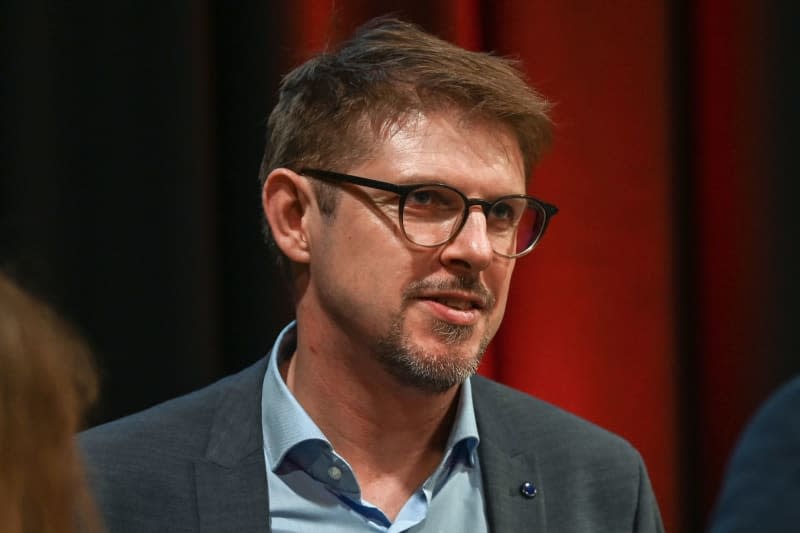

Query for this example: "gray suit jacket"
[81,357,664,532]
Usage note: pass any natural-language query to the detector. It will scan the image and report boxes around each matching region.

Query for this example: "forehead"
[354,111,527,195]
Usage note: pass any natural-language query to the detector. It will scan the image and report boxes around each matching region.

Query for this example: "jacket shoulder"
[472,376,663,532]
[79,358,268,531]
[82,358,266,458]
[472,374,638,460]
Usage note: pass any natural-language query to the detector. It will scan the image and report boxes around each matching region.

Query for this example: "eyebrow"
[393,173,526,197]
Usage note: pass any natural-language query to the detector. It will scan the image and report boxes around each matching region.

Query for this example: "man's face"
[305,111,526,393]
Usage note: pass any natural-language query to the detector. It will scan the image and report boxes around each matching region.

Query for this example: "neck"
[282,316,461,483]
[284,335,460,453]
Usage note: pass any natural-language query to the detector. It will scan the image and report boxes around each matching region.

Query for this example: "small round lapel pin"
[519,481,538,499]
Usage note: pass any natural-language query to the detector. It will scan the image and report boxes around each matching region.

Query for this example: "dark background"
[2,2,799,531]
[2,2,296,423]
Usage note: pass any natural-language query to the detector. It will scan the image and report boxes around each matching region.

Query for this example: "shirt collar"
[261,321,329,470]
[446,373,480,467]
[261,321,480,471]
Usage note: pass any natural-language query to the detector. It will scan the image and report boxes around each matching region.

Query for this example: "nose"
[439,207,494,272]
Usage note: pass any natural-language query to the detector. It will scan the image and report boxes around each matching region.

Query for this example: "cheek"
[337,229,414,298]
[487,263,515,311]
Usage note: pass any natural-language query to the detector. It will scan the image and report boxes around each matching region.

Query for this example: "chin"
[374,317,490,394]
[386,357,478,394]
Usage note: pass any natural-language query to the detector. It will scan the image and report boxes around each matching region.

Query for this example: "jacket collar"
[473,376,547,531]
[196,357,272,532]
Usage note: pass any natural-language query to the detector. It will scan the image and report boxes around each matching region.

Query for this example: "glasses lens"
[401,185,465,246]
[514,201,546,256]
[400,186,549,257]
[486,198,546,257]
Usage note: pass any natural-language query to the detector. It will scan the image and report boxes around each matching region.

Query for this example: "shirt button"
[327,465,342,481]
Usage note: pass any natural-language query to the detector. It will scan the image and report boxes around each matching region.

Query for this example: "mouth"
[403,278,494,327]
[413,290,489,327]
[428,294,486,311]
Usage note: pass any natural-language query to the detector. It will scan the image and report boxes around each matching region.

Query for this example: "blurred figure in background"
[708,375,800,533]
[0,273,101,533]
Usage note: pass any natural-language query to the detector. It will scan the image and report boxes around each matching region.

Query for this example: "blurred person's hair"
[0,273,101,533]
[259,17,552,287]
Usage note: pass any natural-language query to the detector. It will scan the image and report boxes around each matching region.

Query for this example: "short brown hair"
[260,17,552,281]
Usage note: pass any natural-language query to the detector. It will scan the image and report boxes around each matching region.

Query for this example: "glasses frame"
[299,168,558,258]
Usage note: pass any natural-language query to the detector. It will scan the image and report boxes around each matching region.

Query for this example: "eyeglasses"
[299,168,558,258]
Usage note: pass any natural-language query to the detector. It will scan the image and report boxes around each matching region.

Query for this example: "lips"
[420,297,482,326]
[403,278,494,325]
[408,285,492,312]
[411,288,490,327]
[431,296,482,311]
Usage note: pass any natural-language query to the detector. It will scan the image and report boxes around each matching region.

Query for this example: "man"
[81,18,663,532]
[708,375,800,533]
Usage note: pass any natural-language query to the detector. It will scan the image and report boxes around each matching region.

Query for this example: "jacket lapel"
[195,359,272,533]
[474,378,547,532]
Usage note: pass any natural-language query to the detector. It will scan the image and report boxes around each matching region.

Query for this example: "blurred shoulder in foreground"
[0,273,102,533]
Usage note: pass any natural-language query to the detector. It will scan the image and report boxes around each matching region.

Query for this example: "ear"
[262,168,314,264]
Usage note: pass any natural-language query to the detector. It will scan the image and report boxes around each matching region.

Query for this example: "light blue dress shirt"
[261,322,488,532]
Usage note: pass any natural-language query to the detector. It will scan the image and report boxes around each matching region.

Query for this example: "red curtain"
[279,2,773,531]
[484,3,677,531]
[693,0,770,520]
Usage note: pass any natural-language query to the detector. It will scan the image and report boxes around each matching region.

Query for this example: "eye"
[404,186,461,212]
[408,189,435,206]
[490,201,517,221]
